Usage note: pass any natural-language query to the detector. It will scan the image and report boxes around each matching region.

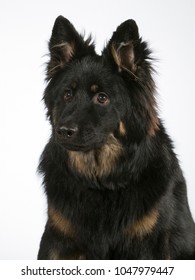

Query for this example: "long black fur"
[37,16,195,259]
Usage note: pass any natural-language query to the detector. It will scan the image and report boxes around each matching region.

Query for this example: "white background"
[0,0,194,260]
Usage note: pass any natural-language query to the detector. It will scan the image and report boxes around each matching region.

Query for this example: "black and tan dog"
[38,16,195,259]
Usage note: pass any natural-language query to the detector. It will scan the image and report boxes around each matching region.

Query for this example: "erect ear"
[47,16,95,79]
[104,20,150,79]
[104,20,158,137]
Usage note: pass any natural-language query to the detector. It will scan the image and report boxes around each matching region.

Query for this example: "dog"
[37,15,195,259]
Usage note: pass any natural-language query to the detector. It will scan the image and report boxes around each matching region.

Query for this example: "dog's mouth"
[54,131,105,152]
[60,142,104,152]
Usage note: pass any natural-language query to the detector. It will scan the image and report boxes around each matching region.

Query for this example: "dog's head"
[43,16,158,175]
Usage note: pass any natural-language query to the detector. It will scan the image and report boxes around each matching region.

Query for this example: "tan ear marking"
[52,42,75,63]
[47,42,75,77]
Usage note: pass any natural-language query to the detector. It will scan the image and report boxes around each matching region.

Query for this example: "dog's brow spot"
[71,82,77,89]
[90,84,99,93]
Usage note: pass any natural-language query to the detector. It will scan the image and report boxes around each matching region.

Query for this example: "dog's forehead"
[66,56,113,87]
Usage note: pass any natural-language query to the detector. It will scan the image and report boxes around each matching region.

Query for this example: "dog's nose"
[57,126,78,138]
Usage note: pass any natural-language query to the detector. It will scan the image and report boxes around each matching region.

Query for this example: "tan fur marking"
[47,42,75,77]
[68,134,122,177]
[90,84,99,93]
[49,249,60,260]
[49,249,85,260]
[71,82,77,89]
[148,116,159,136]
[125,209,159,238]
[111,44,121,69]
[52,42,75,62]
[147,101,159,136]
[119,121,126,136]
[111,42,139,79]
[48,207,75,237]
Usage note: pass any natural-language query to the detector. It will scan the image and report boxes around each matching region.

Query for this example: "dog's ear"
[103,20,151,80]
[104,21,158,137]
[47,16,95,79]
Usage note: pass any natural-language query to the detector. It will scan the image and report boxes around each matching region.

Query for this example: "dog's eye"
[64,89,73,101]
[96,93,109,105]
